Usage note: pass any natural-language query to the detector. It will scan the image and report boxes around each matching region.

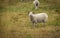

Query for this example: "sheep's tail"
[36,2,38,6]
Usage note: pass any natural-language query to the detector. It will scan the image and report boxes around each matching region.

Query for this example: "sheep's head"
[28,11,34,16]
[28,11,34,23]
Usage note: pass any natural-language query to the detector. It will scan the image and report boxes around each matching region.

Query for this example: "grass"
[0,0,60,38]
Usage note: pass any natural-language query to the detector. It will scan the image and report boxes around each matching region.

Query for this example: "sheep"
[33,0,40,9]
[28,11,48,26]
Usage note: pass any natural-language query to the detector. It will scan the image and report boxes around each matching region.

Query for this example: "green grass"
[0,1,60,38]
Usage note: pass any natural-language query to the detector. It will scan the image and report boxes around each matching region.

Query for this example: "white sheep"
[29,11,48,26]
[33,0,40,9]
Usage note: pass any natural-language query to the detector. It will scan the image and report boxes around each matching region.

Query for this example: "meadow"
[0,0,60,38]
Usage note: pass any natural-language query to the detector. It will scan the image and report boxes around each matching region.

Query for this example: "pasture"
[0,0,60,38]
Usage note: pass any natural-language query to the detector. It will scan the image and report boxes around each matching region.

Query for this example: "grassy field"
[0,0,60,38]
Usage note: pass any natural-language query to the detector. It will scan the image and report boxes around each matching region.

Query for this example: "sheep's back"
[33,0,39,5]
[34,13,48,21]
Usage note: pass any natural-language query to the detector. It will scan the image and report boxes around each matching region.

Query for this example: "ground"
[0,0,60,38]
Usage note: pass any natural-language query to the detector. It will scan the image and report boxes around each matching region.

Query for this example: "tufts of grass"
[0,0,60,38]
[26,33,32,38]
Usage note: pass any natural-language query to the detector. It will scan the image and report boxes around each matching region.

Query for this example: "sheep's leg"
[34,4,38,9]
[33,23,38,28]
[31,22,35,28]
[42,20,46,26]
[35,3,39,9]
[32,22,35,27]
[33,23,36,27]
[32,21,37,27]
[35,6,38,9]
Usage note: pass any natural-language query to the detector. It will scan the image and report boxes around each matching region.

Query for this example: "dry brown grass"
[0,0,60,38]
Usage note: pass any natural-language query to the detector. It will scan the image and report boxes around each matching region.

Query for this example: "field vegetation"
[0,0,60,38]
